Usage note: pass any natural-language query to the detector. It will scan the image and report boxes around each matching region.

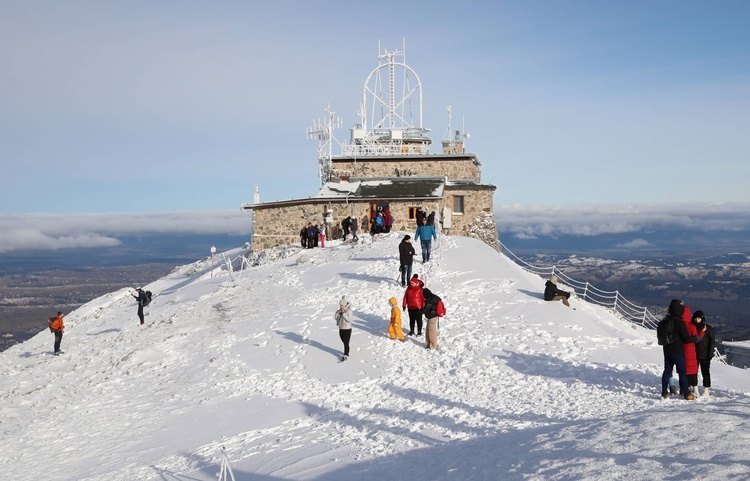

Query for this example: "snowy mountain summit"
[3,234,750,481]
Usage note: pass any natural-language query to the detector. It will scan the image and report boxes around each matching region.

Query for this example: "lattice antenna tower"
[306,104,342,186]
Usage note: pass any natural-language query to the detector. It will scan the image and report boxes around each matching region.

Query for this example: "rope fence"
[499,242,661,330]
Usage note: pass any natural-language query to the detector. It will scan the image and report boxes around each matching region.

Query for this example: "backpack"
[657,316,677,345]
[143,290,153,307]
[436,299,446,317]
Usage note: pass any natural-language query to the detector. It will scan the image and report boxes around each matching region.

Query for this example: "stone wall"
[250,187,498,252]
[330,157,481,183]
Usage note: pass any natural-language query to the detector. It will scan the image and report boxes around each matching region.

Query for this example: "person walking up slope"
[132,287,148,325]
[335,296,353,362]
[388,297,405,341]
[48,311,65,355]
[414,217,437,263]
[398,235,415,287]
[422,288,446,350]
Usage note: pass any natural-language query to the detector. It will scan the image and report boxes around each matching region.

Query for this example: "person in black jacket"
[660,299,702,400]
[692,310,715,397]
[544,275,571,307]
[132,287,148,325]
[398,235,416,287]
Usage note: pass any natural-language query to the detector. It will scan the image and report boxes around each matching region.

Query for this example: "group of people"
[340,216,359,242]
[300,223,323,249]
[370,206,393,234]
[658,299,716,400]
[335,273,447,362]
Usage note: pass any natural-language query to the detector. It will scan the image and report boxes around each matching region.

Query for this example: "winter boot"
[701,387,710,397]
[684,392,696,401]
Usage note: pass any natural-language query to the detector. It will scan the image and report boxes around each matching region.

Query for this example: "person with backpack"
[48,311,65,355]
[341,216,352,241]
[421,288,446,350]
[398,235,415,287]
[658,299,702,400]
[299,225,308,248]
[402,274,425,336]
[388,297,405,342]
[692,310,715,397]
[414,216,437,263]
[133,287,149,325]
[335,295,353,362]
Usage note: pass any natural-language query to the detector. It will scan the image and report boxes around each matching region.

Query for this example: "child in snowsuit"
[388,297,405,341]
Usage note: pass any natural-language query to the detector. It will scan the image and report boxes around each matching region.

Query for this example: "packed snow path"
[2,233,749,480]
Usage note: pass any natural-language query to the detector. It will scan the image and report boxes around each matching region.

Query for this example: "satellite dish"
[464,133,471,139]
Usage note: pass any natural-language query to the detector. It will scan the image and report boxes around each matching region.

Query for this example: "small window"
[453,196,465,213]
[408,207,419,220]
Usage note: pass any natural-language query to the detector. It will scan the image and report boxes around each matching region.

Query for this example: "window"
[453,196,465,214]
[408,207,418,220]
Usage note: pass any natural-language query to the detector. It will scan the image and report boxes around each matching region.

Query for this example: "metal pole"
[211,246,216,278]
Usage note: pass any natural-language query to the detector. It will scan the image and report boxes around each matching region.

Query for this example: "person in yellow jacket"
[388,297,405,342]
[48,311,65,355]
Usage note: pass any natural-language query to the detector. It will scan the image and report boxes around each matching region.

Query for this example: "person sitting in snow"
[544,275,571,307]
[388,297,405,342]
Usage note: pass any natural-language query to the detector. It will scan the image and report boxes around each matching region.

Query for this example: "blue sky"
[2,1,749,214]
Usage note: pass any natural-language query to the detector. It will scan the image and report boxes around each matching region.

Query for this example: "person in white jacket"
[335,296,353,361]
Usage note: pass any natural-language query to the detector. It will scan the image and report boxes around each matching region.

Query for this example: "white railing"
[499,242,661,330]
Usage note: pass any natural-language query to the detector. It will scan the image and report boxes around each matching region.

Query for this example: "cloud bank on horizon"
[2,203,749,253]
[1,2,749,214]
[496,203,750,240]
[0,211,250,253]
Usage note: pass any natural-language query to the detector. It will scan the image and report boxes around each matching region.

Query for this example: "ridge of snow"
[2,233,750,480]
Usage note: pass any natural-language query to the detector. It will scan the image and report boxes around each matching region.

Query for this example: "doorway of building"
[369,202,391,234]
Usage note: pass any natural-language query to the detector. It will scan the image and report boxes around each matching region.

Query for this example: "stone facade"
[329,156,481,183]
[250,184,497,252]
[247,152,498,252]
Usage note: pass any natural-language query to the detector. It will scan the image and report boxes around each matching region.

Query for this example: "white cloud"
[0,210,250,253]
[495,202,750,238]
[617,239,653,248]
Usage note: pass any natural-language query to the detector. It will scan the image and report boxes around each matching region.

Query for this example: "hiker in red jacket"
[682,305,705,398]
[402,274,425,336]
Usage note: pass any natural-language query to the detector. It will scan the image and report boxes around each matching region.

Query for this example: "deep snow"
[2,233,750,481]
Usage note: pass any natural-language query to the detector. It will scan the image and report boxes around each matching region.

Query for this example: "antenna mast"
[306,104,342,186]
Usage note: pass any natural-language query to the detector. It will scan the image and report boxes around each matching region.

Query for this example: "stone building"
[242,46,498,252]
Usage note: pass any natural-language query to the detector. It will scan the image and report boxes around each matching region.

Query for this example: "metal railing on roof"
[499,241,661,330]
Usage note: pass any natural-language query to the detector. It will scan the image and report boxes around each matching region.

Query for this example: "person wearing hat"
[388,297,405,342]
[48,311,65,355]
[132,287,148,325]
[659,299,701,400]
[398,235,416,287]
[692,310,715,397]
[335,295,353,361]
[402,274,425,336]
[544,275,571,307]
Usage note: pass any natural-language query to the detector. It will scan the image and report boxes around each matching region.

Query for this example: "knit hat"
[339,295,349,307]
[403,235,411,241]
[550,275,558,284]
[692,310,705,322]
